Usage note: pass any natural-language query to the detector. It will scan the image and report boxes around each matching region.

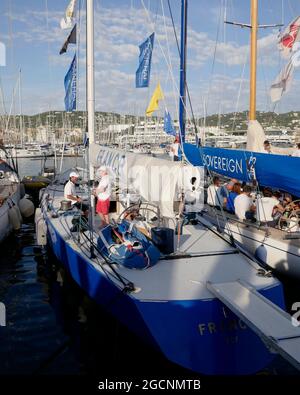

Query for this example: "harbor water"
[0,158,299,379]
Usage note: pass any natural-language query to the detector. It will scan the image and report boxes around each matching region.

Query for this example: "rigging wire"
[165,1,236,244]
[76,0,84,111]
[205,0,222,118]
[140,0,191,148]
[44,0,54,116]
[160,0,179,121]
[231,41,248,131]
[166,0,199,145]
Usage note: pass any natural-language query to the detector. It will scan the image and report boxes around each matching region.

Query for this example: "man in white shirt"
[95,166,111,226]
[234,185,255,220]
[207,176,222,207]
[292,143,300,157]
[64,171,89,214]
[207,176,230,208]
[256,188,284,226]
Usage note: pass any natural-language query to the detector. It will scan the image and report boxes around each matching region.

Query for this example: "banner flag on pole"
[64,54,77,111]
[136,33,155,88]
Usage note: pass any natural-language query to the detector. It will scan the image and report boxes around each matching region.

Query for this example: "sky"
[0,0,300,118]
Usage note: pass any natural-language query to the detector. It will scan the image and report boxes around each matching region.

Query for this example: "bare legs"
[98,212,109,227]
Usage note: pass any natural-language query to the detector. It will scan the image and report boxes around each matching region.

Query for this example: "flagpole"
[249,0,258,121]
[179,0,187,143]
[87,0,95,178]
[86,0,96,248]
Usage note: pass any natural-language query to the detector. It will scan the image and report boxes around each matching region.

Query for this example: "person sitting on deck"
[226,182,242,214]
[222,179,238,209]
[255,187,284,227]
[207,176,224,209]
[64,171,89,216]
[234,185,256,221]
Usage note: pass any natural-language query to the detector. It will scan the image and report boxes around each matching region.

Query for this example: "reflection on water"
[0,223,79,374]
[15,157,84,179]
[0,221,184,375]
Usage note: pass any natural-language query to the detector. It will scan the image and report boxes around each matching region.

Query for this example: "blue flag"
[136,33,154,88]
[64,54,77,111]
[164,110,176,136]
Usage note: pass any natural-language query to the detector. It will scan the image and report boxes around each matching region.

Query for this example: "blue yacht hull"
[46,219,285,375]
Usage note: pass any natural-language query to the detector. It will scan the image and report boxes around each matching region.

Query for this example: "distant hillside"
[198,111,300,131]
[6,110,300,131]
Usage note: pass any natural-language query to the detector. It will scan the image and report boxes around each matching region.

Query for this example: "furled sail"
[246,120,266,152]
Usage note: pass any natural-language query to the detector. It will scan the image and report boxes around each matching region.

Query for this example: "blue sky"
[0,0,300,117]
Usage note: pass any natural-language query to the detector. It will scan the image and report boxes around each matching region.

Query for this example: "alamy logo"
[0,302,6,326]
[0,42,6,66]
[291,302,300,327]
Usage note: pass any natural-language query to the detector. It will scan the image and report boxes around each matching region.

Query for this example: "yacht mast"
[225,0,281,123]
[179,0,187,143]
[18,68,24,147]
[249,0,258,121]
[87,0,95,179]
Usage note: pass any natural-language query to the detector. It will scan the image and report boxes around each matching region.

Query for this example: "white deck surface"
[42,188,281,302]
[207,280,300,370]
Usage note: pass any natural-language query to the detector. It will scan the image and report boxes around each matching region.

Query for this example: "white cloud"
[1,2,297,116]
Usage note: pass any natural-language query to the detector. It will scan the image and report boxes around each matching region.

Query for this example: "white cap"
[69,171,79,178]
[99,165,107,172]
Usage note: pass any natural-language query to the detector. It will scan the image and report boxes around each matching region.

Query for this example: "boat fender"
[34,208,47,246]
[19,197,35,218]
[8,205,21,230]
[254,244,267,264]
[0,170,4,179]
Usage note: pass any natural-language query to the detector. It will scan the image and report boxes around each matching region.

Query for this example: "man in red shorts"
[95,165,111,227]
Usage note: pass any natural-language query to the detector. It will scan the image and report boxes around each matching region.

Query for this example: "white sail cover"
[246,120,266,152]
[246,120,294,155]
[90,143,204,218]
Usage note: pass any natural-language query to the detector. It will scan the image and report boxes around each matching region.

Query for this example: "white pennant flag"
[60,0,77,30]
[270,60,294,102]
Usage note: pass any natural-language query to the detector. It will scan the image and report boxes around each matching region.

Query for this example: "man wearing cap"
[64,171,89,214]
[95,166,111,226]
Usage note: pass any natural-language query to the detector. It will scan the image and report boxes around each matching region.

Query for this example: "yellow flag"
[146,82,164,116]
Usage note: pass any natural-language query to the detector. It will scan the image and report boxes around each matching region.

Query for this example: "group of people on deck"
[207,175,299,228]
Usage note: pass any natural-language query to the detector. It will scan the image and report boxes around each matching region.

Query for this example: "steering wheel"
[117,202,162,228]
[278,199,300,232]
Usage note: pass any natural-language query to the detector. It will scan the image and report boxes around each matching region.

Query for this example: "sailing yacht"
[36,0,300,375]
[183,0,300,279]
